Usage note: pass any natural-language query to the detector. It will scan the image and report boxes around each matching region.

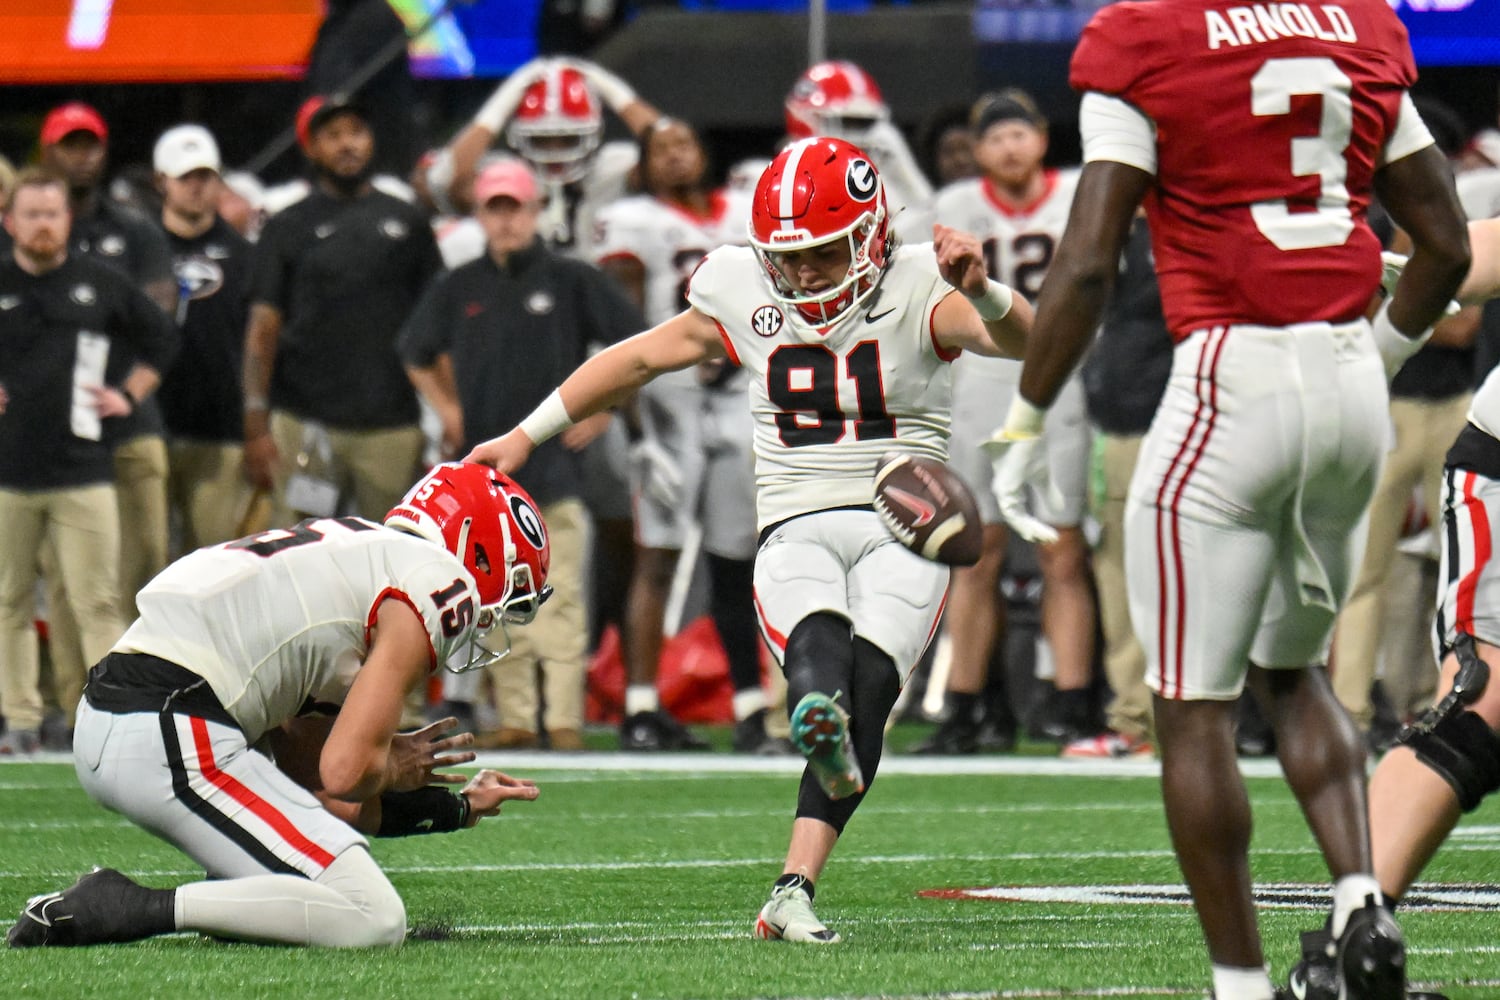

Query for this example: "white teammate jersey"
[1470,366,1500,443]
[594,187,753,326]
[934,168,1080,386]
[113,518,481,744]
[688,244,960,530]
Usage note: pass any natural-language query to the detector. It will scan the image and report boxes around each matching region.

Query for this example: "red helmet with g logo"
[748,137,891,327]
[506,59,602,184]
[385,462,552,671]
[784,61,889,143]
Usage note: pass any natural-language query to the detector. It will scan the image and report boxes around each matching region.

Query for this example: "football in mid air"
[872,453,983,566]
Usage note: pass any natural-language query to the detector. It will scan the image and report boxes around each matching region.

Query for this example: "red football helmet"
[506,59,602,184]
[748,137,891,327]
[784,61,890,143]
[385,462,552,671]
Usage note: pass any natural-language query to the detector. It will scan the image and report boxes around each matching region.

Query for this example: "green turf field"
[1,740,1497,999]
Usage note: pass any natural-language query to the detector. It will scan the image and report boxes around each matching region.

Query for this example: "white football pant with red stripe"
[1124,320,1387,701]
[73,700,405,946]
[752,508,949,684]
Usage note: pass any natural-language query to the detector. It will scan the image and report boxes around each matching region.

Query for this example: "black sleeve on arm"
[397,270,453,368]
[120,277,181,375]
[582,264,648,349]
[376,786,470,836]
[248,216,293,311]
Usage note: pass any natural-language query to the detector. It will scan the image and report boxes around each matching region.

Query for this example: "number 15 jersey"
[687,244,959,531]
[113,519,481,744]
[1071,0,1417,339]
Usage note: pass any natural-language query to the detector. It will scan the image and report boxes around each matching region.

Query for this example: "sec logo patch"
[751,305,784,338]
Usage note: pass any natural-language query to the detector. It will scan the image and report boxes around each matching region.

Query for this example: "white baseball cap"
[153,125,221,178]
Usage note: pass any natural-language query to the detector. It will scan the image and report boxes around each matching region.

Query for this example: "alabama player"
[593,118,771,751]
[468,138,1032,941]
[7,464,547,948]
[928,89,1098,753]
[984,1,1469,998]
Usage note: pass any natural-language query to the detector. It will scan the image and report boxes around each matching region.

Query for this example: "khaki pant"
[485,499,589,735]
[269,412,423,525]
[1,484,125,731]
[44,435,168,725]
[168,439,254,553]
[1331,394,1472,729]
[1094,433,1153,740]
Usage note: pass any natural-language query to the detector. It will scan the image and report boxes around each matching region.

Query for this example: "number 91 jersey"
[688,243,959,531]
[1070,0,1416,337]
[113,518,481,744]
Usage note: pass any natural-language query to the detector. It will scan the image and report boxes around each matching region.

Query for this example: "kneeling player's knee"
[1401,710,1500,813]
[318,848,407,947]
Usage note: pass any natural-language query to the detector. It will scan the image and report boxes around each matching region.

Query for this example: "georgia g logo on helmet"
[509,495,547,550]
[845,158,877,203]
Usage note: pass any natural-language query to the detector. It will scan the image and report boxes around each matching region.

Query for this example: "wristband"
[244,395,270,413]
[1001,393,1047,439]
[517,389,575,446]
[964,279,1015,322]
[376,787,469,837]
[120,386,139,410]
[1369,300,1432,381]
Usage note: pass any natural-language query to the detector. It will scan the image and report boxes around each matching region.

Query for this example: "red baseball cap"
[41,102,107,146]
[473,157,540,206]
[295,94,366,149]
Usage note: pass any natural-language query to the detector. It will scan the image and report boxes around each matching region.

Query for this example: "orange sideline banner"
[0,1,324,83]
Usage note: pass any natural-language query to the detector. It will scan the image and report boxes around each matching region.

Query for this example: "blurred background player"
[921,89,1098,753]
[592,118,776,752]
[466,138,1032,943]
[783,60,934,246]
[7,463,546,948]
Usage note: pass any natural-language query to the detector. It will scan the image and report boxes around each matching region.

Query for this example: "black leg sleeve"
[784,612,855,711]
[707,553,762,694]
[793,633,901,835]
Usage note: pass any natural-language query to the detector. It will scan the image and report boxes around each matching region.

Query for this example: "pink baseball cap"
[41,102,107,146]
[473,156,539,206]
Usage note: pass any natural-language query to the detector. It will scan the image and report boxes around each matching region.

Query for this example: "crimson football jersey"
[1071,0,1416,339]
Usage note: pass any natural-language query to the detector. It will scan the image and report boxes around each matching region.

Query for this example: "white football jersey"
[594,187,753,326]
[688,244,959,530]
[935,168,1080,388]
[113,518,481,744]
[541,139,638,261]
[1469,366,1500,443]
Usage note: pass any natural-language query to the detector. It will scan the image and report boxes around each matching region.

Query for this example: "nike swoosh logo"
[883,485,935,527]
[865,308,895,324]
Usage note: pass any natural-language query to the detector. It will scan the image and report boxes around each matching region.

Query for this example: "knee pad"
[1400,709,1500,813]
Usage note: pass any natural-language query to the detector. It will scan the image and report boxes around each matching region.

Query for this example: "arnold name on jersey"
[1207,4,1361,48]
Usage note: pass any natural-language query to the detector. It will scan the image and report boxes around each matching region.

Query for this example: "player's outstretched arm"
[931,224,1033,358]
[321,598,476,801]
[465,308,725,473]
[1376,144,1472,338]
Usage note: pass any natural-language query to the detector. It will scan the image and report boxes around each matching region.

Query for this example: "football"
[872,453,983,566]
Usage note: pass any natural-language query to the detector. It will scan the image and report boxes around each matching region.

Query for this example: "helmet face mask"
[749,137,891,328]
[506,60,602,185]
[385,463,552,673]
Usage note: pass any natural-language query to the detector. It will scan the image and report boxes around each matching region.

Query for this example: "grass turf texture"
[1,735,1497,999]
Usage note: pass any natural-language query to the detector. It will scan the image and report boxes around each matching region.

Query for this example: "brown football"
[872,452,983,567]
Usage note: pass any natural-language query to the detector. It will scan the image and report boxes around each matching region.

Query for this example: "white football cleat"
[754,881,840,944]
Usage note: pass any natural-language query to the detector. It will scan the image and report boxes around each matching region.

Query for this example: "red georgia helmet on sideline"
[506,59,603,184]
[385,462,552,671]
[747,136,891,328]
[784,61,890,142]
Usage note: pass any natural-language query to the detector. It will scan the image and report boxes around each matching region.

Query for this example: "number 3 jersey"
[1070,0,1417,339]
[687,243,959,531]
[112,518,480,743]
